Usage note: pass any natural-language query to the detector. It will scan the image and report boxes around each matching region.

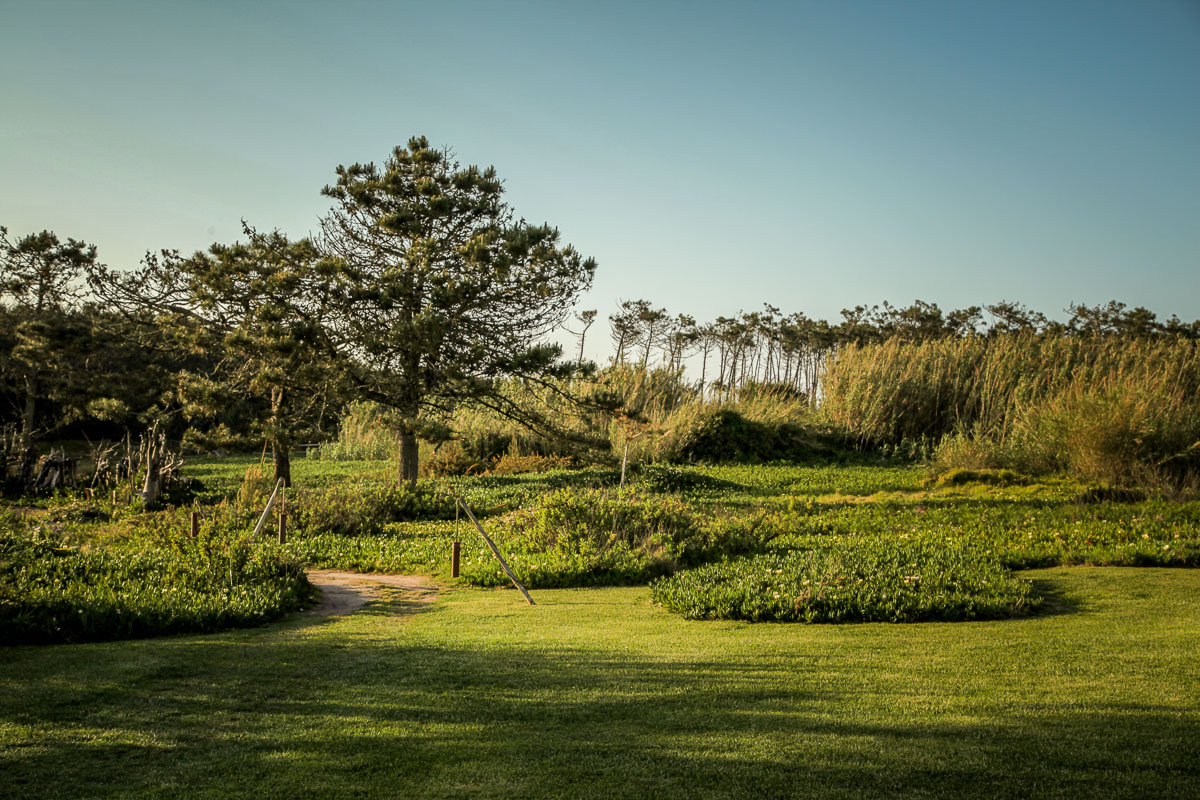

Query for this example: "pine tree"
[317,137,596,486]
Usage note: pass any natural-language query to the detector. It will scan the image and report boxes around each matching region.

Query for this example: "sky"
[2,0,1198,360]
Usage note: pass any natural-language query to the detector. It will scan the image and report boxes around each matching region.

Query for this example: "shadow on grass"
[1026,577,1084,618]
[3,622,1197,800]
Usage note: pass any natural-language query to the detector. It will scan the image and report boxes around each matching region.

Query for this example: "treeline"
[0,136,598,496]
[582,298,1200,399]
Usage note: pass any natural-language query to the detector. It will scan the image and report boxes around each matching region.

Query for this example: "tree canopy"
[316,136,597,485]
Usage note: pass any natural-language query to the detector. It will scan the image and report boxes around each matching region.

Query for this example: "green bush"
[462,488,767,588]
[291,481,458,537]
[927,468,1025,488]
[0,522,313,645]
[650,539,1040,623]
[668,409,842,465]
[636,465,743,493]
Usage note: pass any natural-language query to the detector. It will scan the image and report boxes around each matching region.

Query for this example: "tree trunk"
[272,441,292,487]
[269,387,291,487]
[141,430,164,505]
[399,431,419,488]
[19,375,37,488]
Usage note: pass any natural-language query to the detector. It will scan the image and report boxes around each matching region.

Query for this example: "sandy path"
[304,570,440,616]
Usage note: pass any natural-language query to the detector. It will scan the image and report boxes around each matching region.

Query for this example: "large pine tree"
[318,137,596,486]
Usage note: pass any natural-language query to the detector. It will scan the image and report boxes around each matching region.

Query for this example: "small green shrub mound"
[291,482,458,537]
[636,465,743,493]
[927,468,1026,488]
[650,540,1040,623]
[671,409,842,464]
[462,488,765,588]
[0,525,314,645]
[1074,485,1148,505]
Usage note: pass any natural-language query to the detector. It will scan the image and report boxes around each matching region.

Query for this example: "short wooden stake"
[451,541,461,578]
[190,511,199,538]
[111,490,117,505]
[84,488,93,500]
[277,512,287,545]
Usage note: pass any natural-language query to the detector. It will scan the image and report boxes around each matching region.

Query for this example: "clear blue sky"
[3,0,1198,356]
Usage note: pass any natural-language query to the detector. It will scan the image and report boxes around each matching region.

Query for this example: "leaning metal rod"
[454,495,535,606]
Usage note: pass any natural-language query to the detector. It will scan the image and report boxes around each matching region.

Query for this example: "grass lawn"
[2,566,1198,799]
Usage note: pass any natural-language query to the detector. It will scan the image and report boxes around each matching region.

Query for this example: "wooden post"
[451,541,461,578]
[190,511,199,538]
[277,512,287,545]
[111,489,117,506]
[84,488,92,500]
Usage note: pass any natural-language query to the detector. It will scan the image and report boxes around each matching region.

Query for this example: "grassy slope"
[2,567,1198,800]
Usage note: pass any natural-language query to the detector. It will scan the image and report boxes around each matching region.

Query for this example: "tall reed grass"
[822,335,1200,486]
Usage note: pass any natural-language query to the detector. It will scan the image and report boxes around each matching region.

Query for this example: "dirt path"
[304,570,440,617]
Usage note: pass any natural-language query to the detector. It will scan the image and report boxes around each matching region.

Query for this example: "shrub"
[291,481,458,537]
[636,465,743,493]
[461,488,768,588]
[672,409,772,462]
[650,539,1040,623]
[487,452,573,475]
[926,468,1025,488]
[422,441,487,477]
[0,520,313,645]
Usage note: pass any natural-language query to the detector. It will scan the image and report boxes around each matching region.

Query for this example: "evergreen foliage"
[316,136,597,486]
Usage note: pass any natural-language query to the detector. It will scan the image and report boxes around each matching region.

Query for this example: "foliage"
[317,135,596,485]
[0,513,312,644]
[307,401,401,461]
[486,452,573,475]
[650,539,1040,622]
[462,488,768,588]
[925,468,1025,487]
[290,481,459,537]
[634,464,744,493]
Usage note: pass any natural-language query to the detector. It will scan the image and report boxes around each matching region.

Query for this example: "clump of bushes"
[669,409,834,464]
[1073,485,1147,505]
[926,468,1025,488]
[0,519,313,645]
[650,539,1040,623]
[463,488,768,588]
[635,465,743,493]
[291,482,458,537]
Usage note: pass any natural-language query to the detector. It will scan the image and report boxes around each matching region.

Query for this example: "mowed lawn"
[2,567,1198,799]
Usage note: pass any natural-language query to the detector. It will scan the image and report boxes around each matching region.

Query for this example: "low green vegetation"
[651,539,1039,622]
[5,458,1200,641]
[0,512,312,645]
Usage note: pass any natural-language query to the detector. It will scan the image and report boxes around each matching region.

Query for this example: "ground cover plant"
[9,456,1199,639]
[650,539,1040,622]
[0,509,312,645]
